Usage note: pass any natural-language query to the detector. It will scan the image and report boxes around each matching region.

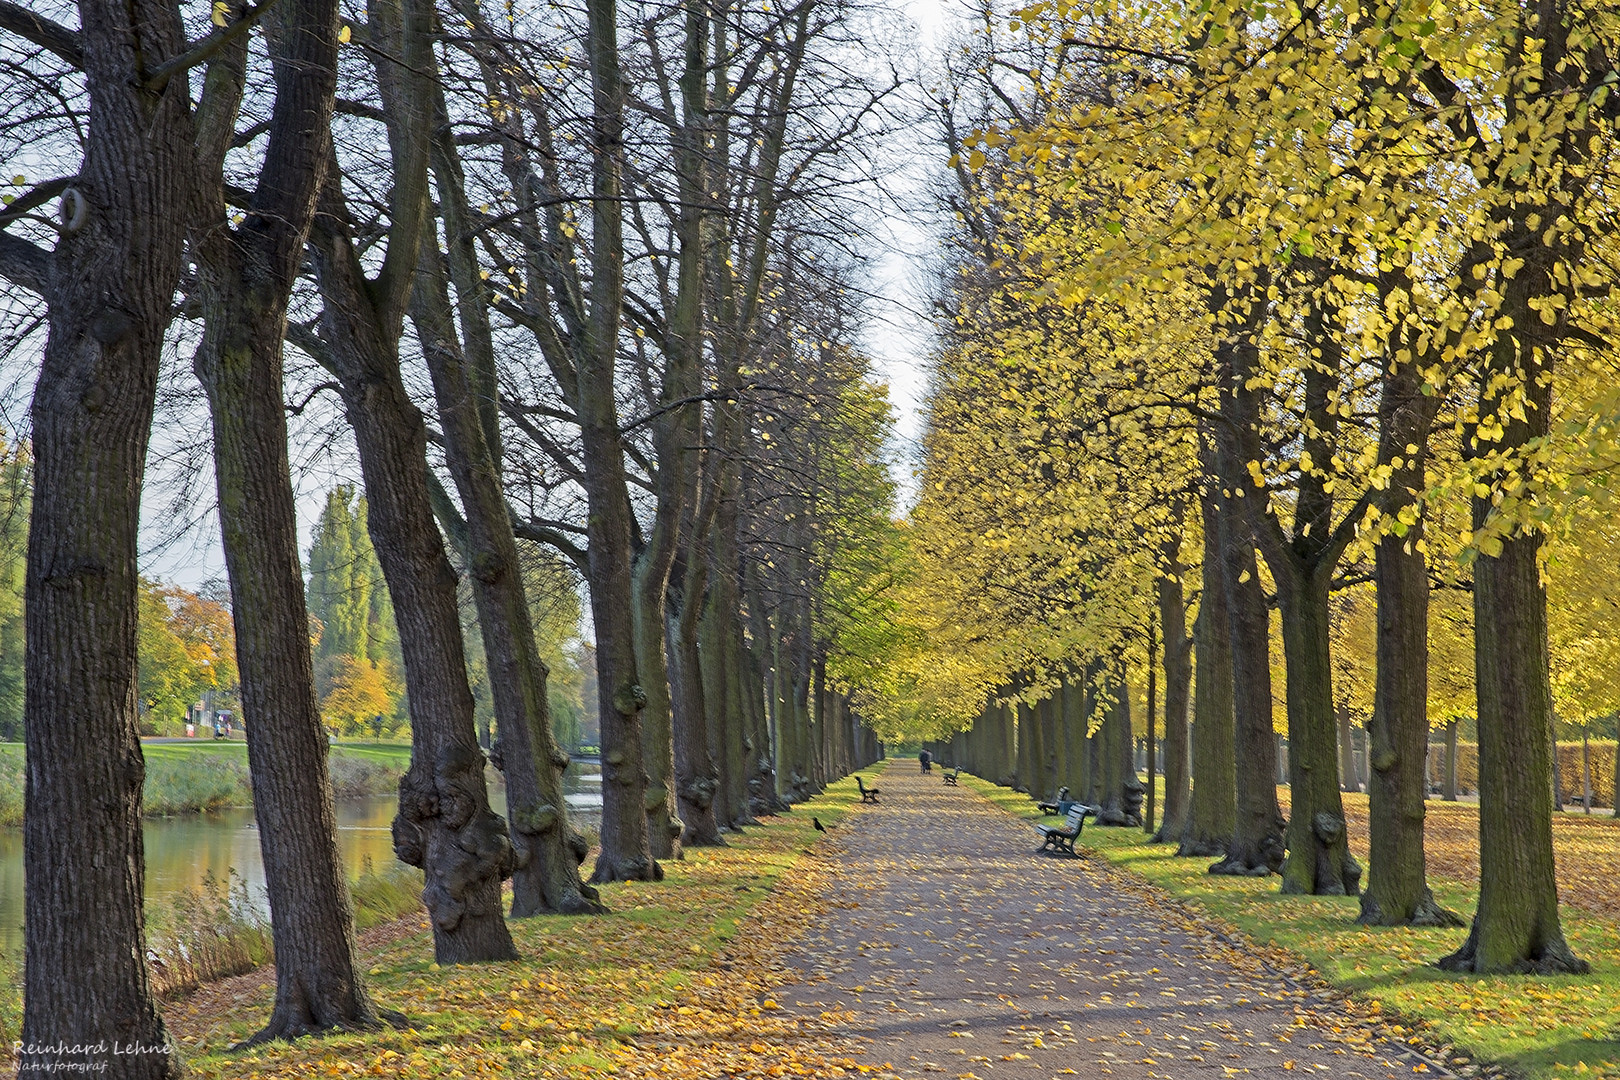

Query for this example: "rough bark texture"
[413,184,604,916]
[1274,573,1359,894]
[1440,253,1584,971]
[1358,364,1456,927]
[191,0,390,1039]
[1180,465,1235,859]
[309,0,518,951]
[1155,550,1193,844]
[18,3,191,1072]
[578,0,659,883]
[633,556,682,859]
[1209,475,1286,878]
[670,541,725,845]
[1439,528,1585,972]
[312,232,519,960]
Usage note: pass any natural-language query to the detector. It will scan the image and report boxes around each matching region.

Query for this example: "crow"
[812,817,831,833]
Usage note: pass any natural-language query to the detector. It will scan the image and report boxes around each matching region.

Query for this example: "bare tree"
[304,0,519,962]
[189,0,392,1038]
[0,0,197,1071]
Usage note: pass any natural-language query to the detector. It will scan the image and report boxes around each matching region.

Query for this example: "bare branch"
[0,1,81,68]
[143,0,282,92]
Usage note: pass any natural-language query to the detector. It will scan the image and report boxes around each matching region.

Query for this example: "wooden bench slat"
[1034,804,1094,857]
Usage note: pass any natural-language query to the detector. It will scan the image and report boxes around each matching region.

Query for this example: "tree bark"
[1444,720,1459,801]
[1338,705,1359,793]
[1272,566,1359,893]
[1209,467,1286,878]
[1145,614,1158,835]
[1155,539,1193,844]
[310,221,519,960]
[670,533,725,845]
[412,181,605,915]
[576,0,659,883]
[1358,364,1456,926]
[1014,700,1034,793]
[307,32,518,955]
[190,0,393,1038]
[1180,459,1235,858]
[1439,259,1583,970]
[18,3,192,1070]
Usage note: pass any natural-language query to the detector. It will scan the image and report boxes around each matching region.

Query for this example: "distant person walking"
[919,749,932,773]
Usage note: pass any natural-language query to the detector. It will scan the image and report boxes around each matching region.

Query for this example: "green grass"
[0,741,413,824]
[963,772,1620,1080]
[171,768,872,1077]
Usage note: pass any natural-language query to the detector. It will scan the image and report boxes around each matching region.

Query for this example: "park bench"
[942,767,962,786]
[1036,786,1072,814]
[857,775,880,803]
[1034,803,1094,857]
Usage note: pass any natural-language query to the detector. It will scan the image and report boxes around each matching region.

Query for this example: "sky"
[139,0,964,591]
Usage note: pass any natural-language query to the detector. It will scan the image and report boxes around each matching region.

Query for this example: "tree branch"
[0,231,50,294]
[143,0,282,92]
[0,1,81,68]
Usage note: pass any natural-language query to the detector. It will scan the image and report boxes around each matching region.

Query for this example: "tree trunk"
[1059,679,1085,797]
[1438,230,1585,974]
[633,553,681,859]
[310,223,517,967]
[413,210,604,916]
[1181,469,1236,858]
[1209,477,1285,877]
[19,5,192,1070]
[1014,701,1034,793]
[1357,342,1451,922]
[198,286,384,1038]
[1359,525,1458,926]
[1032,696,1054,803]
[670,542,724,845]
[1337,705,1359,793]
[574,0,660,884]
[1272,566,1360,894]
[996,702,1017,785]
[1439,529,1585,973]
[1145,616,1158,835]
[1444,720,1459,801]
[1155,557,1192,844]
[190,0,389,1037]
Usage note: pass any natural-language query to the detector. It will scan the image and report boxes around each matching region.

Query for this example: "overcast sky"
[140,0,966,590]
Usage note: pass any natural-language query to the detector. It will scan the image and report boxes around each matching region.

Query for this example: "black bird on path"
[813,817,829,832]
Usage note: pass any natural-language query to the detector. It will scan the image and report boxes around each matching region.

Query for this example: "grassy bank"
[168,770,880,1079]
[0,856,428,1051]
[967,774,1620,1080]
[0,741,413,824]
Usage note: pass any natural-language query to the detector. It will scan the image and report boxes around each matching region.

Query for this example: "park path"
[778,765,1448,1080]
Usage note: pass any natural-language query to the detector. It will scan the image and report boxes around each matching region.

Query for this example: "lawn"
[166,769,885,1079]
[969,775,1620,1080]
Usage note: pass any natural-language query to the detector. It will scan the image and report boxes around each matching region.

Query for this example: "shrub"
[1427,740,1617,808]
[146,869,273,999]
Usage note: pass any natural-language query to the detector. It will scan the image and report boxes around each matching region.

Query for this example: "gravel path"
[781,765,1446,1080]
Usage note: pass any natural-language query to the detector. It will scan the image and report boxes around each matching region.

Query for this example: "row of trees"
[0,0,899,1071]
[858,0,1620,983]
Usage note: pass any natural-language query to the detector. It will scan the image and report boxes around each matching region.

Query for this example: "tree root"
[1176,836,1226,858]
[1357,887,1464,928]
[1436,917,1591,975]
[1208,855,1272,877]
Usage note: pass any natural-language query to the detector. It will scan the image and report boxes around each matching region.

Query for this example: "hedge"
[1425,740,1618,809]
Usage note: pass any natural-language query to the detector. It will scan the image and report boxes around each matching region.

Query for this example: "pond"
[0,765,601,957]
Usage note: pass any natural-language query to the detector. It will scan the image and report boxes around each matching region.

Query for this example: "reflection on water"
[0,766,601,957]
